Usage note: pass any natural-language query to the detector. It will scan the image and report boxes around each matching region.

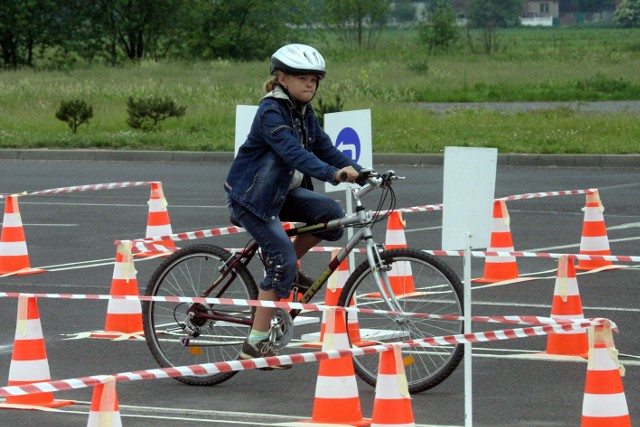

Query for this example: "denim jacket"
[224,89,360,222]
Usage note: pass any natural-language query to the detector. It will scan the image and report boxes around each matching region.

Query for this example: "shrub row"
[55,96,186,133]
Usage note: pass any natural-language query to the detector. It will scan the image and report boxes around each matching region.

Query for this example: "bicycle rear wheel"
[142,244,257,386]
[338,248,463,394]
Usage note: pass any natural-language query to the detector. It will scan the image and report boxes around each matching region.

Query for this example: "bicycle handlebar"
[357,168,404,186]
[350,169,404,202]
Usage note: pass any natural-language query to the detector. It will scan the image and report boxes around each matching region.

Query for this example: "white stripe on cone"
[579,236,611,251]
[375,373,409,399]
[0,241,29,256]
[385,229,407,245]
[8,359,51,382]
[105,300,142,314]
[314,376,360,399]
[486,254,517,264]
[2,213,23,227]
[582,393,630,417]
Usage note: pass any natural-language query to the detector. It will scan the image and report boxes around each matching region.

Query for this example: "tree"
[615,0,640,27]
[419,0,459,53]
[127,96,186,131]
[0,0,62,69]
[56,99,93,133]
[321,0,391,48]
[73,0,184,65]
[466,0,522,54]
[182,0,309,61]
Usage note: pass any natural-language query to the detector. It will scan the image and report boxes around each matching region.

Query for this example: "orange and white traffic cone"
[0,195,44,276]
[87,376,122,427]
[301,249,375,347]
[576,189,617,271]
[371,345,415,427]
[544,255,588,358]
[473,200,520,283]
[302,308,370,426]
[385,211,416,295]
[137,181,176,258]
[0,295,73,408]
[580,321,631,427]
[91,241,143,339]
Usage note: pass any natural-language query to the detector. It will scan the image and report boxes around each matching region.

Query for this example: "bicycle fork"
[362,231,404,314]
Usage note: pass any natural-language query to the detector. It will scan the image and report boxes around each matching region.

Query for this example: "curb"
[1,149,640,169]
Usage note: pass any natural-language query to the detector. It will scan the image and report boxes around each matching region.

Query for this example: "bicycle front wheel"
[142,244,257,386]
[338,248,464,394]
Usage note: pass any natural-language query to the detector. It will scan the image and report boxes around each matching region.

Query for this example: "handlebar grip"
[339,172,348,181]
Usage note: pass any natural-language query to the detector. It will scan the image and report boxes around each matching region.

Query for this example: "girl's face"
[281,74,319,103]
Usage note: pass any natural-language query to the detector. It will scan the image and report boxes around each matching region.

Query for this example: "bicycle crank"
[268,308,294,349]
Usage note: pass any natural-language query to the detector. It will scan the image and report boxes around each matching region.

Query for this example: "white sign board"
[323,109,373,193]
[441,146,497,250]
[234,105,259,156]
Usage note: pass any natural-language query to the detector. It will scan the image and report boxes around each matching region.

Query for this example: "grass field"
[1,27,639,154]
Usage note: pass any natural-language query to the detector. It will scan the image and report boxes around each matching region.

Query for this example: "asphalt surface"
[0,154,638,426]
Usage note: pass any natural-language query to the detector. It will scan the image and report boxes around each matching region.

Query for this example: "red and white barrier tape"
[396,204,443,213]
[125,239,640,262]
[25,181,154,197]
[116,222,301,251]
[0,318,608,398]
[498,188,593,202]
[424,249,640,263]
[117,186,597,253]
[380,188,593,215]
[0,291,615,330]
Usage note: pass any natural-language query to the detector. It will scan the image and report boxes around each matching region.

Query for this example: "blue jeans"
[227,187,344,299]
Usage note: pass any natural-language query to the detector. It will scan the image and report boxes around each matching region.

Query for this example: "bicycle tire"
[142,244,258,386]
[337,248,464,394]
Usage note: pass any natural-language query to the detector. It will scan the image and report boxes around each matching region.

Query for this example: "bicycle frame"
[192,180,403,325]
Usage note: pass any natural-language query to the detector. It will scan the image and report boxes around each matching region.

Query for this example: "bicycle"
[142,169,464,394]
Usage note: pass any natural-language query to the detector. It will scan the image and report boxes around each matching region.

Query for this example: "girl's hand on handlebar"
[336,166,359,183]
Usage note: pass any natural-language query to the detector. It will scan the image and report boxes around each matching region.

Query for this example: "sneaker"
[295,267,315,292]
[239,339,292,370]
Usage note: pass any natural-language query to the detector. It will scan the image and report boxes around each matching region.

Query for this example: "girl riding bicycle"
[224,43,362,368]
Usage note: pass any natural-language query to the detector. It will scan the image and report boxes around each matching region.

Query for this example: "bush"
[418,0,459,53]
[576,73,630,95]
[126,96,186,131]
[55,99,93,133]
[615,0,640,27]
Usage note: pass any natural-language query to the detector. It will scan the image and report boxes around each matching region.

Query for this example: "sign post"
[442,146,497,427]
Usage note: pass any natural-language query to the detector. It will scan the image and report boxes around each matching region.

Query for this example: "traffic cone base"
[575,261,624,272]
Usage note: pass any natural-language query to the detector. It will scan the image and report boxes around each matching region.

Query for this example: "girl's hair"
[263,74,282,93]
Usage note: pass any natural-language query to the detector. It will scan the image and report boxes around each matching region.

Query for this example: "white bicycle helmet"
[270,44,326,79]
